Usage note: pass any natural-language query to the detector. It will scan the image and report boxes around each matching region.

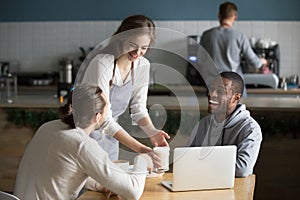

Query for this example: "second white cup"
[153,146,170,172]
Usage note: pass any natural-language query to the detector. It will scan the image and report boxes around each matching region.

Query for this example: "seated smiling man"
[189,71,262,177]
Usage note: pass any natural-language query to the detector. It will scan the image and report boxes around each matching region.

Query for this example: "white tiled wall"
[0,20,299,78]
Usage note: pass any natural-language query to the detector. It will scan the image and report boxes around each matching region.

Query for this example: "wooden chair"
[0,191,20,200]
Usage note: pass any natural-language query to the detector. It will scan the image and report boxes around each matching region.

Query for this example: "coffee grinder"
[57,58,74,102]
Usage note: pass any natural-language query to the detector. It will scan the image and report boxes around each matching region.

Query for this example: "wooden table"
[78,173,256,200]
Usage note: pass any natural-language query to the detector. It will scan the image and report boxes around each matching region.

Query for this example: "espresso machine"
[255,44,280,76]
[242,43,280,76]
[241,39,280,88]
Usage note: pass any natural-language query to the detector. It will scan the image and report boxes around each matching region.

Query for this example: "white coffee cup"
[113,160,129,171]
[153,146,170,172]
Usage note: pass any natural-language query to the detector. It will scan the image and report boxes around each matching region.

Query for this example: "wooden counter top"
[14,84,300,95]
[1,94,300,112]
[241,97,300,112]
[247,88,300,95]
[1,84,299,110]
[0,95,62,108]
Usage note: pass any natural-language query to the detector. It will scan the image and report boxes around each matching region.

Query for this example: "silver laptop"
[161,145,237,192]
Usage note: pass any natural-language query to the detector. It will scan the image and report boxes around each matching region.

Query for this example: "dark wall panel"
[0,0,299,21]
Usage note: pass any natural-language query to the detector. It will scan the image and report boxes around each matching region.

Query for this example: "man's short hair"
[220,71,244,95]
[219,1,238,20]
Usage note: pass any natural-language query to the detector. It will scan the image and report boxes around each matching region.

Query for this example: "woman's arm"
[81,54,123,136]
[138,117,170,147]
[113,126,162,168]
[130,58,170,147]
[113,129,151,153]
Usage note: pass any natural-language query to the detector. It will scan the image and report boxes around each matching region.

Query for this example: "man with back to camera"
[189,72,262,177]
[200,1,269,96]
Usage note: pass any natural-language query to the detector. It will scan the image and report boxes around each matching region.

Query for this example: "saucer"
[128,165,164,178]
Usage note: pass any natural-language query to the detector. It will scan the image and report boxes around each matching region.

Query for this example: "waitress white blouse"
[81,54,150,160]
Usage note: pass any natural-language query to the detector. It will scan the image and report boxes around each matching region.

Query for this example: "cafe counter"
[1,93,300,112]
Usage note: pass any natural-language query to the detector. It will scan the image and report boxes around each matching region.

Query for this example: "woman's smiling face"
[124,34,151,61]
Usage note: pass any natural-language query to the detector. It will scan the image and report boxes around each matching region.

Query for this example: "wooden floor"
[0,109,299,199]
[254,134,300,200]
[0,110,34,192]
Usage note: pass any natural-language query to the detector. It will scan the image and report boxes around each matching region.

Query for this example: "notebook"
[161,145,237,192]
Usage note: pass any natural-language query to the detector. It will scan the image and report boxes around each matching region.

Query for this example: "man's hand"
[102,187,117,199]
[260,64,271,74]
[95,182,117,198]
[139,153,155,172]
[259,58,271,74]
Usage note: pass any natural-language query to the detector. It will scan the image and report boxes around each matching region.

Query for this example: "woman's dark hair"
[101,15,156,57]
[113,15,156,43]
[103,15,156,87]
[59,84,106,129]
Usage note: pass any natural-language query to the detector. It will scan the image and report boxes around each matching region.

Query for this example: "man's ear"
[95,113,102,123]
[234,93,241,103]
[234,15,237,21]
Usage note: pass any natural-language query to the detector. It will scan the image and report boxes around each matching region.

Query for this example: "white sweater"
[14,120,147,200]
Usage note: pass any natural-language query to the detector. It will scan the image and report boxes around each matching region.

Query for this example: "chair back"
[0,191,20,200]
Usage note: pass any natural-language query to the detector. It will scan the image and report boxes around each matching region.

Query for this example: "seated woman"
[14,84,152,200]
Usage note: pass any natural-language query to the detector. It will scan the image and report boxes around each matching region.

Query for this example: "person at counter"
[189,72,262,177]
[77,15,170,160]
[14,84,153,200]
[200,1,269,96]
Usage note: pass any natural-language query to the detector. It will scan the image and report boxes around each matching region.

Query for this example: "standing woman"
[76,15,170,160]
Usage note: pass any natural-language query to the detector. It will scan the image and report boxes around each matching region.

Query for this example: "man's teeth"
[209,100,219,105]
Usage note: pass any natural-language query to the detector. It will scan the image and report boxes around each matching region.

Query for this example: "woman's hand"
[138,117,170,147]
[150,130,170,147]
